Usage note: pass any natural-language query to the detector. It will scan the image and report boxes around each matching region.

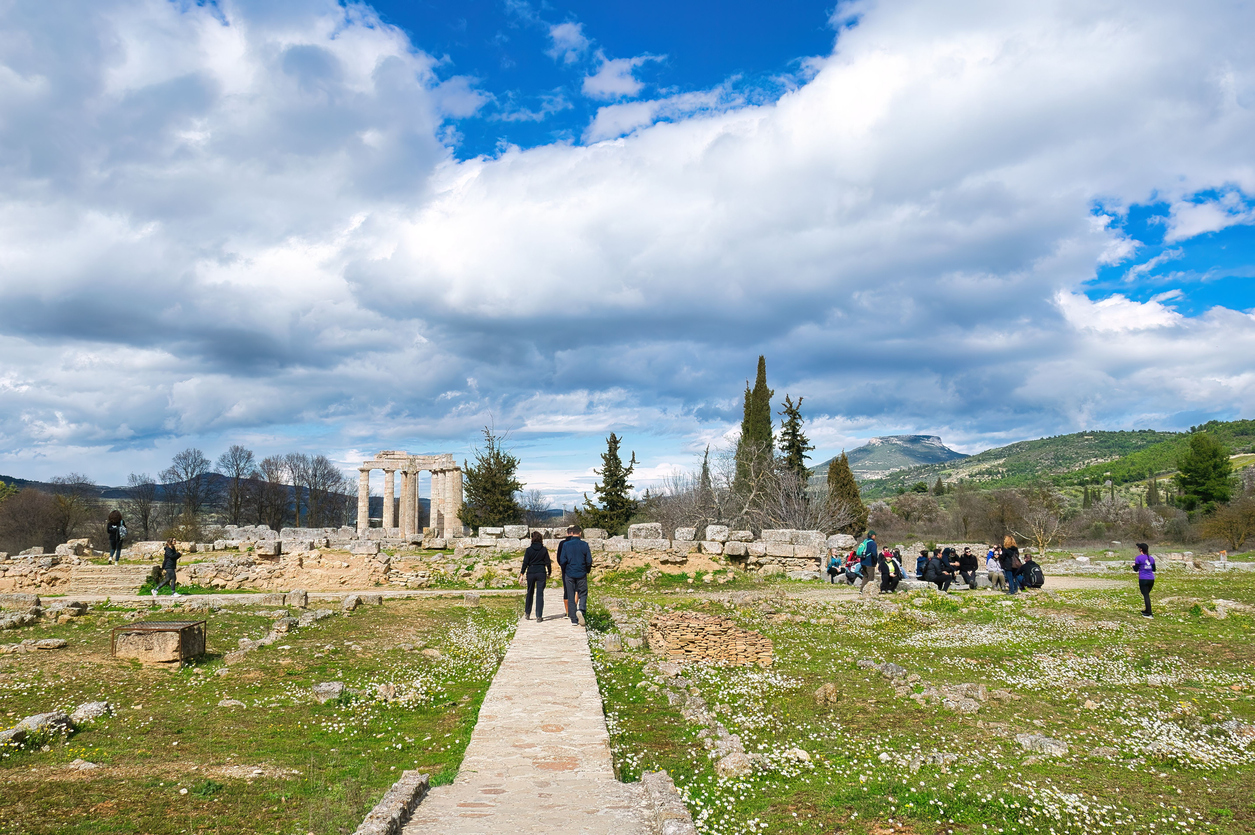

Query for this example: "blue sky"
[1,0,1254,505]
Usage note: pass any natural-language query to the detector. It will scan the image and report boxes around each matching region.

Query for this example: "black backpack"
[1025,564,1045,588]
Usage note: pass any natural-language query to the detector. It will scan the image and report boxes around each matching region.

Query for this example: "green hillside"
[857,429,1178,498]
[1060,419,1255,485]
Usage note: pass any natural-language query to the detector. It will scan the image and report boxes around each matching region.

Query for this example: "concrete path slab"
[403,614,654,835]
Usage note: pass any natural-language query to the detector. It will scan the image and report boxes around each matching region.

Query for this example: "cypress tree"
[826,451,868,535]
[933,477,946,496]
[458,428,524,529]
[776,395,813,482]
[578,433,639,535]
[1147,478,1161,506]
[1082,485,1092,509]
[735,356,774,490]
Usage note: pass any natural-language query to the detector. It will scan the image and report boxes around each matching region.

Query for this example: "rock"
[673,528,697,542]
[785,747,810,762]
[217,699,246,708]
[943,697,981,714]
[32,638,68,650]
[879,663,909,680]
[628,523,664,540]
[349,541,380,556]
[704,525,730,543]
[1016,734,1069,757]
[342,595,361,612]
[604,634,623,652]
[760,564,784,577]
[0,593,40,609]
[312,682,346,704]
[714,752,754,778]
[272,617,299,633]
[814,683,842,705]
[254,540,281,557]
[729,530,754,542]
[69,702,112,724]
[17,712,74,736]
[113,629,204,664]
[360,594,384,606]
[1083,699,1098,710]
[420,648,442,659]
[826,534,856,550]
[1090,746,1120,760]
[856,659,878,669]
[284,589,309,609]
[376,683,398,702]
[66,759,99,770]
[701,541,724,556]
[463,592,480,607]
[723,541,747,557]
[260,593,286,606]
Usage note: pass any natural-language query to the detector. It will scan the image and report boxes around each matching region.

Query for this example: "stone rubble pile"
[0,701,112,748]
[222,603,341,664]
[646,611,774,668]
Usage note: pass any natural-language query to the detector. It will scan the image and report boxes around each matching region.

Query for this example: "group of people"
[519,525,593,626]
[825,533,1046,595]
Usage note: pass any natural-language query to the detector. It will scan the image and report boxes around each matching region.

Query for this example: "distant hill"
[856,429,1180,498]
[811,435,968,483]
[1060,419,1255,486]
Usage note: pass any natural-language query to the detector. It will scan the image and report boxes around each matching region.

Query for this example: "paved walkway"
[403,613,654,835]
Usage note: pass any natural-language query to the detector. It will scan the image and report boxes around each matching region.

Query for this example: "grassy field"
[590,569,1255,834]
[0,597,517,835]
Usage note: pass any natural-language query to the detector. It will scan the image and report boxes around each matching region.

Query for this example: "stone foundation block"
[704,525,730,543]
[746,542,767,557]
[628,523,663,540]
[673,527,696,542]
[604,538,631,553]
[350,541,381,556]
[826,534,857,550]
[762,529,795,543]
[583,528,607,540]
[724,541,748,557]
[765,542,795,557]
[285,589,309,608]
[502,525,528,539]
[113,627,205,664]
[730,530,754,542]
[700,541,724,555]
[632,539,671,552]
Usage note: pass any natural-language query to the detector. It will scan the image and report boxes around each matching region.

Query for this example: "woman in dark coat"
[998,535,1021,595]
[106,509,125,565]
[520,531,551,622]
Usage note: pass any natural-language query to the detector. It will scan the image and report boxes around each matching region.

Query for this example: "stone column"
[447,468,463,535]
[404,469,417,539]
[356,468,371,534]
[432,470,445,532]
[413,470,423,535]
[383,469,396,530]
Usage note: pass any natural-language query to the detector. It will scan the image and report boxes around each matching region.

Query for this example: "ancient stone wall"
[646,611,773,667]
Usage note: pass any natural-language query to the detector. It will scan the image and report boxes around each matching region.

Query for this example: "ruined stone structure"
[356,451,465,539]
[646,611,774,667]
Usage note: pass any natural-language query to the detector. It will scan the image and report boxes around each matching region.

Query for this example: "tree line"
[0,446,356,554]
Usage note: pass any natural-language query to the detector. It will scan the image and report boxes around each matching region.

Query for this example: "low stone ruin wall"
[646,611,773,667]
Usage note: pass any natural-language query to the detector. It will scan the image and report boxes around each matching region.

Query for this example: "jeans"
[564,575,588,623]
[525,576,547,620]
[1005,567,1019,594]
[1139,578,1154,615]
[153,568,178,593]
[960,569,977,588]
[109,545,122,564]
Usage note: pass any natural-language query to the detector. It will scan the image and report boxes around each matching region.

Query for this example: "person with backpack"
[106,509,126,565]
[839,551,861,585]
[1021,553,1045,589]
[826,549,842,584]
[958,547,979,589]
[915,549,929,580]
[999,535,1021,595]
[1134,542,1156,618]
[857,531,879,593]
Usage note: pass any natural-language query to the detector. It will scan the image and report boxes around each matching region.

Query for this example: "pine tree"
[1147,478,1161,507]
[578,433,639,535]
[1175,432,1233,512]
[776,395,814,482]
[932,477,946,496]
[734,356,774,491]
[826,452,868,535]
[458,428,524,529]
[1082,485,1092,509]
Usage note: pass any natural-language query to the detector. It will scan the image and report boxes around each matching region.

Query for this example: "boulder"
[341,595,361,612]
[1015,734,1069,756]
[628,523,664,540]
[814,682,842,705]
[714,752,754,778]
[312,681,346,704]
[17,711,74,736]
[272,617,299,633]
[361,594,383,606]
[69,702,112,724]
[285,589,309,609]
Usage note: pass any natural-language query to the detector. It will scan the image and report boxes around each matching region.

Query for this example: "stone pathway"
[402,614,655,835]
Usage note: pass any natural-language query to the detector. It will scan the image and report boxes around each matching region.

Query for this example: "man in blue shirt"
[557,525,593,626]
[858,530,879,593]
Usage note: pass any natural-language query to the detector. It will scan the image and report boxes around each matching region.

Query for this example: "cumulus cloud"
[1164,191,1255,242]
[3,0,1255,500]
[546,22,590,65]
[581,51,663,100]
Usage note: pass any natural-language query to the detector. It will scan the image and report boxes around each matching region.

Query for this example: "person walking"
[999,535,1021,595]
[520,531,551,621]
[151,538,182,598]
[106,509,126,565]
[857,531,879,593]
[557,525,592,626]
[1134,542,1156,618]
[556,526,577,618]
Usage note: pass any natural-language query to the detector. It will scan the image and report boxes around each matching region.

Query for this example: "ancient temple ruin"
[356,451,465,538]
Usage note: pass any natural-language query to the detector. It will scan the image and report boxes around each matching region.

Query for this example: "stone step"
[67,566,155,594]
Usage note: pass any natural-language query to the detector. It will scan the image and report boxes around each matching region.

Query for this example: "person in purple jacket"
[1134,542,1156,618]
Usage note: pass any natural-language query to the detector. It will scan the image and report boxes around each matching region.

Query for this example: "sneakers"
[577,610,586,626]
[151,590,158,597]
[1142,612,1153,618]
[172,592,182,599]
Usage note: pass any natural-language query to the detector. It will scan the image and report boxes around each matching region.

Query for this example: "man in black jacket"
[958,547,979,589]
[557,525,593,626]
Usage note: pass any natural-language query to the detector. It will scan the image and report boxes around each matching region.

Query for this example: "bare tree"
[0,489,59,553]
[1202,496,1255,552]
[1014,485,1067,554]
[892,492,941,529]
[123,473,159,540]
[161,448,216,523]
[303,455,348,528]
[216,445,256,525]
[48,473,99,543]
[285,452,311,527]
[251,455,290,531]
[520,489,551,527]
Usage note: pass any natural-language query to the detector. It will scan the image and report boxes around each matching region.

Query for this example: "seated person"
[1021,553,1045,589]
[826,548,842,583]
[877,549,902,594]
[924,549,953,592]
[958,547,979,588]
[986,551,1006,591]
[915,549,929,580]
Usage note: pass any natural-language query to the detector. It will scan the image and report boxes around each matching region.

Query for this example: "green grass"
[0,597,518,835]
[591,573,1255,834]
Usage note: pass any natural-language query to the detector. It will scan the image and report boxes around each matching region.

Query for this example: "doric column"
[356,468,371,534]
[447,468,463,534]
[432,470,445,532]
[413,470,423,535]
[403,469,416,538]
[398,470,410,535]
[383,469,396,529]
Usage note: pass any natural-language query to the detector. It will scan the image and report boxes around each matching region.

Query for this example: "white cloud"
[1164,191,1255,242]
[4,0,1255,489]
[581,51,663,100]
[546,22,589,65]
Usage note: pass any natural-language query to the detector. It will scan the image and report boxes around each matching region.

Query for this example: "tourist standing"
[151,539,182,598]
[520,531,551,621]
[1134,542,1156,618]
[557,525,592,626]
[999,535,1021,595]
[857,531,879,593]
[106,509,126,565]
